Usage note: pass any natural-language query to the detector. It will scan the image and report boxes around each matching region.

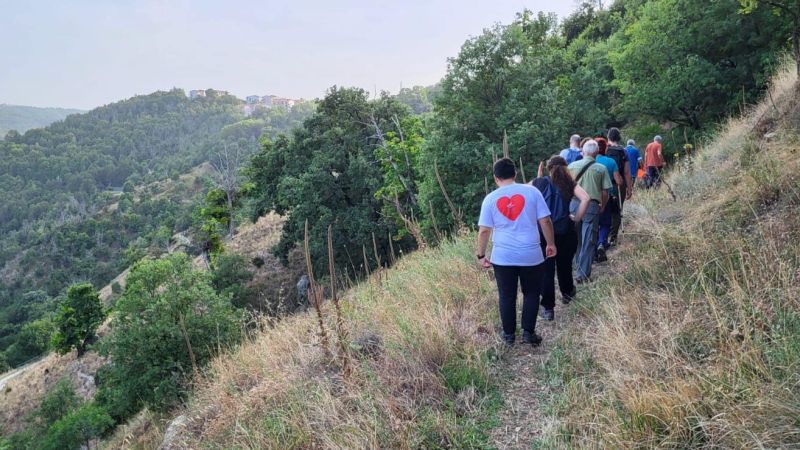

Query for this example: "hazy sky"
[1,0,578,110]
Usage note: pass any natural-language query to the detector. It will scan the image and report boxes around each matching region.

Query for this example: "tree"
[246,87,416,276]
[419,11,571,235]
[4,318,54,366]
[210,142,244,237]
[611,0,789,128]
[740,0,800,75]
[193,188,228,263]
[97,253,242,416]
[51,283,105,357]
[395,86,433,114]
[42,404,114,450]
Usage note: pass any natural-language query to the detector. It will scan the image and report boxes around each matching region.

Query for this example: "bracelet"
[476,254,485,259]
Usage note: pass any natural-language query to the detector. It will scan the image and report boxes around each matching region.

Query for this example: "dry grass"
[536,61,800,448]
[142,236,503,449]
[0,350,106,434]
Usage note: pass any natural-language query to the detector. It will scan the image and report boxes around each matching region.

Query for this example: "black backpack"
[606,145,628,186]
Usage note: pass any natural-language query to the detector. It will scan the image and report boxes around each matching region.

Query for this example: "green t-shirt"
[568,156,612,202]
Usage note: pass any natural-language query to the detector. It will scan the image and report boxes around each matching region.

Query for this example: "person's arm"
[538,216,557,258]
[623,161,633,199]
[600,189,608,212]
[538,161,545,178]
[613,171,623,187]
[477,226,492,268]
[571,184,590,222]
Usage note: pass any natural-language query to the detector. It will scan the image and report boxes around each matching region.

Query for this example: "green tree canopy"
[51,283,105,356]
[97,253,242,418]
[246,87,417,276]
[611,0,788,129]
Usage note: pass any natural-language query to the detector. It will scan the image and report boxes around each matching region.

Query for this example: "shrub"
[211,253,257,309]
[32,379,81,427]
[42,404,114,450]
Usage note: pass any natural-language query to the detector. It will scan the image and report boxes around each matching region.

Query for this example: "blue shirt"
[596,155,619,196]
[478,183,551,266]
[559,147,583,164]
[625,145,641,177]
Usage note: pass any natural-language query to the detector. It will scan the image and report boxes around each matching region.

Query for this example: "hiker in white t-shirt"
[476,158,557,346]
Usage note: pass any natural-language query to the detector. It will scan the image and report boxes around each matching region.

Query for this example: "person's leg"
[539,242,556,318]
[492,264,519,340]
[647,166,657,188]
[539,239,556,308]
[610,194,624,245]
[598,205,612,251]
[519,264,544,338]
[570,199,582,267]
[556,229,578,301]
[576,202,599,281]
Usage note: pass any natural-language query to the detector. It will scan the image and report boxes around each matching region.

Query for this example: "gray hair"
[570,134,581,146]
[627,139,635,146]
[654,135,662,142]
[582,139,599,156]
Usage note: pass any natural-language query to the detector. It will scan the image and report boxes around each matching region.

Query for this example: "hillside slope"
[0,104,84,135]
[117,64,800,450]
[0,90,250,367]
[0,210,299,439]
[532,63,800,448]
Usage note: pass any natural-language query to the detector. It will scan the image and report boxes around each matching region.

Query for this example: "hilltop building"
[240,94,304,116]
[189,89,206,99]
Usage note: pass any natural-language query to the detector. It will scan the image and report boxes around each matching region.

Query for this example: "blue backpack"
[532,176,570,235]
[563,148,583,164]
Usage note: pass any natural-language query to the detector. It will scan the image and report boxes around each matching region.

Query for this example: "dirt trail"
[489,203,647,449]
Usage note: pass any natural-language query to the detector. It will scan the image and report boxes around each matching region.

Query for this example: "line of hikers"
[476,128,666,346]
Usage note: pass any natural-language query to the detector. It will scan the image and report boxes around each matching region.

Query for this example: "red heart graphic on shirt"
[496,194,525,221]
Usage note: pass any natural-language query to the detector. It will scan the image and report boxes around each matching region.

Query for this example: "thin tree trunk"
[226,191,235,237]
[178,311,200,380]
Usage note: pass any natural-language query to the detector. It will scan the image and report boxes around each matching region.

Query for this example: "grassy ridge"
[135,236,504,449]
[535,63,800,448]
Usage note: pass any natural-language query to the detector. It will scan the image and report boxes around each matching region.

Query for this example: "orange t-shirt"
[645,142,665,168]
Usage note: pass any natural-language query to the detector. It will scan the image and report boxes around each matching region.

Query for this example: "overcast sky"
[1,0,578,110]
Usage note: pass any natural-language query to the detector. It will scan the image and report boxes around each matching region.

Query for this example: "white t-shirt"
[478,183,551,266]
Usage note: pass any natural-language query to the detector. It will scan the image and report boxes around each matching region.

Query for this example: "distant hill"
[0,104,84,135]
[0,89,248,367]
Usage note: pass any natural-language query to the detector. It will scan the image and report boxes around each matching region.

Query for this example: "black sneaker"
[596,246,607,262]
[562,288,577,304]
[522,330,542,346]
[501,332,515,346]
[540,308,554,321]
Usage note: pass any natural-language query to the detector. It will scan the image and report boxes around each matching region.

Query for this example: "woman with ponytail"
[532,156,590,320]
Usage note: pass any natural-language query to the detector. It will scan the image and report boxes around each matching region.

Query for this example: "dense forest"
[0,89,313,368]
[0,105,84,136]
[2,0,799,447]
